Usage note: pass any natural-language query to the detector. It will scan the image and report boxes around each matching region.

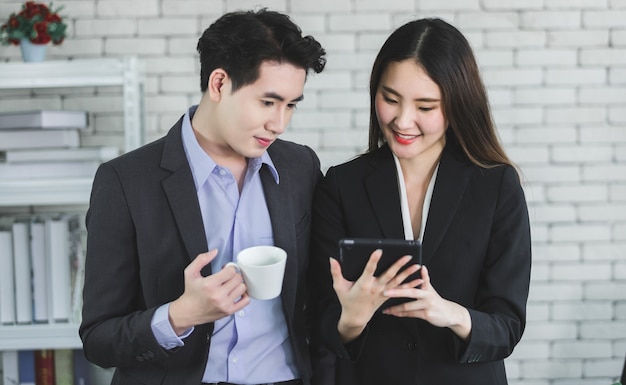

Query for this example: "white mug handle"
[224,261,241,273]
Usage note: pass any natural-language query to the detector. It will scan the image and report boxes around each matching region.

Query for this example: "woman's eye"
[419,106,434,111]
[383,96,397,104]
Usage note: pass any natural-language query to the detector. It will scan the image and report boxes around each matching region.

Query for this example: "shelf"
[0,323,81,350]
[0,178,92,206]
[0,58,137,89]
[0,57,145,354]
[0,57,145,152]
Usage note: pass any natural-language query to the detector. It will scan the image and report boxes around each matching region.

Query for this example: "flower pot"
[20,39,47,62]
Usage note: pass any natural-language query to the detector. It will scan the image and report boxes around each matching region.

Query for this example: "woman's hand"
[330,249,422,343]
[382,265,472,341]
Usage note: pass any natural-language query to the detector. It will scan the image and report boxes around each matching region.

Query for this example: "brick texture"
[0,1,624,384]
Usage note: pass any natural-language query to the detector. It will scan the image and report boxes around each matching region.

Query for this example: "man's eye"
[287,103,297,109]
[262,100,274,106]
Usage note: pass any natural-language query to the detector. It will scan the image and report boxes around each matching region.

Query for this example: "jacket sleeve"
[454,165,532,363]
[308,166,364,361]
[79,162,171,368]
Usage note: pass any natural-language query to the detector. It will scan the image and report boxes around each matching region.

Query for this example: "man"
[79,9,326,385]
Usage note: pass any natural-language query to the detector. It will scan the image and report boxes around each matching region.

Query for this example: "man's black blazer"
[79,116,322,385]
[309,141,532,385]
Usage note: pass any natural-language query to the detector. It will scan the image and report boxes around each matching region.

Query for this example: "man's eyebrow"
[381,86,439,102]
[263,92,304,102]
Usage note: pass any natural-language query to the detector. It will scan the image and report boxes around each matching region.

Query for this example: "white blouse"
[393,154,439,242]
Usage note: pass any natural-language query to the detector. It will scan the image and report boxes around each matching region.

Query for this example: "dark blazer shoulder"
[268,138,321,171]
[326,145,393,178]
[440,138,520,180]
[101,116,185,177]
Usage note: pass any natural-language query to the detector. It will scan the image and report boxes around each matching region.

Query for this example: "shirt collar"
[181,105,280,190]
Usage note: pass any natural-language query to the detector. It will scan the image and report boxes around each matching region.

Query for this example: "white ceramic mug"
[225,245,287,300]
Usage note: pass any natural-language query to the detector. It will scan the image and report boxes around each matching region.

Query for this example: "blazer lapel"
[365,147,405,239]
[260,162,298,318]
[160,118,210,273]
[421,145,470,266]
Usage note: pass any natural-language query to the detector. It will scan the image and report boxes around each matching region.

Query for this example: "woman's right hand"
[330,249,422,343]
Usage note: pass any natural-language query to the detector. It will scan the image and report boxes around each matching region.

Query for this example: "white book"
[0,230,16,325]
[45,217,72,321]
[30,221,48,323]
[0,129,80,150]
[0,145,119,164]
[0,110,88,130]
[11,221,32,324]
[2,350,19,385]
[0,161,100,180]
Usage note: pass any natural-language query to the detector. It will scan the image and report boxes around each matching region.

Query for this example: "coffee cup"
[225,245,287,300]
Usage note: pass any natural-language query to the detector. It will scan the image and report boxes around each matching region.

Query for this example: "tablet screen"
[338,238,422,309]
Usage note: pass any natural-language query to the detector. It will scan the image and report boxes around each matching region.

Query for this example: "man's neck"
[191,101,248,190]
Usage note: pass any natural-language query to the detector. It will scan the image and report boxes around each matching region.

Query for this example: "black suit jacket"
[309,142,531,385]
[79,116,322,385]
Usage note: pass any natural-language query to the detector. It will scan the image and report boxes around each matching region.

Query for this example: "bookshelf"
[0,57,146,352]
[0,57,145,152]
[0,324,81,350]
[0,178,92,206]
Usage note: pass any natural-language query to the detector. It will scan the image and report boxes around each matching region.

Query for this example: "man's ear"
[208,68,229,102]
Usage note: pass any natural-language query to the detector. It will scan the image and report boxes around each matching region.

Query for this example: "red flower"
[45,13,61,23]
[32,21,51,44]
[23,4,40,19]
[8,16,19,29]
[24,1,40,12]
[1,2,66,46]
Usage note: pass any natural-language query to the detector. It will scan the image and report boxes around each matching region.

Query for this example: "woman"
[309,18,531,384]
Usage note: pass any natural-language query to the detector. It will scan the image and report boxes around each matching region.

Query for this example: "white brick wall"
[0,0,624,383]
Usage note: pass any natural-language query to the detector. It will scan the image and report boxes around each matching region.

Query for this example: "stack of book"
[0,214,84,326]
[0,110,119,180]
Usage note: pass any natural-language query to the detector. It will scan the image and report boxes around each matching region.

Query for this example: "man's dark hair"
[197,8,326,93]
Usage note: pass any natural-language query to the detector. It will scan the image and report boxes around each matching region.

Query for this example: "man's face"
[212,61,306,159]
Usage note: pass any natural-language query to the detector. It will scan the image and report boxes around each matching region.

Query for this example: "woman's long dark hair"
[368,18,511,168]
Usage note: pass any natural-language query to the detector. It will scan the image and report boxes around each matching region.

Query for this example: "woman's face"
[375,59,448,163]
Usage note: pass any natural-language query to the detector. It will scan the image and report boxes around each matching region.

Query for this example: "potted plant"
[0,1,67,62]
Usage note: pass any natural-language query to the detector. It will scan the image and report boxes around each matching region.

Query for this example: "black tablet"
[338,238,422,308]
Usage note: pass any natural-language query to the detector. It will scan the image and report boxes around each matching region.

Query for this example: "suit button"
[407,342,417,350]
[136,355,144,362]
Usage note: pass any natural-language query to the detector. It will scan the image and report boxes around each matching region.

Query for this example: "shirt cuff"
[151,303,194,350]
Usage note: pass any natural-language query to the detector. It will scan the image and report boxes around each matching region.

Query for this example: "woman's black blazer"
[309,141,532,385]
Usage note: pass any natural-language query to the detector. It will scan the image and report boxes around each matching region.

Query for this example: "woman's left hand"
[382,265,473,341]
